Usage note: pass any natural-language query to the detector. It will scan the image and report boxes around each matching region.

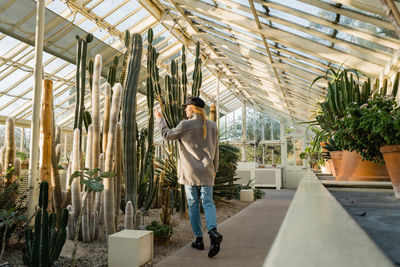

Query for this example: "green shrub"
[146,221,172,236]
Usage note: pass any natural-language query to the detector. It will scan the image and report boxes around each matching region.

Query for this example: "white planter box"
[108,230,153,267]
[240,189,254,202]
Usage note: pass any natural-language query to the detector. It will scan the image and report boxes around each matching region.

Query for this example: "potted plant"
[146,221,173,246]
[332,90,400,195]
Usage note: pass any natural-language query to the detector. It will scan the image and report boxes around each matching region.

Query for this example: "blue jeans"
[185,185,217,237]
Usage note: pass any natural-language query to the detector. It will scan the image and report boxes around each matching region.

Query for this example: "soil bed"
[3,198,250,267]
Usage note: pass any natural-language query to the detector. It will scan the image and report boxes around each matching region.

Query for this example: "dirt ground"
[3,199,250,267]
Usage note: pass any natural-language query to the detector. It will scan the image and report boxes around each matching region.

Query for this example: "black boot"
[208,228,223,258]
[191,236,204,250]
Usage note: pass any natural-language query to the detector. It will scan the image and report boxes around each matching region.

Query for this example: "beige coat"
[157,113,219,186]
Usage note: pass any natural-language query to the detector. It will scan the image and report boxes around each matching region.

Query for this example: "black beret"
[182,97,205,108]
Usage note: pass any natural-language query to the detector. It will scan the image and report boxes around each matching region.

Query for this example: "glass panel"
[264,145,273,165]
[295,139,304,166]
[246,145,255,162]
[255,146,263,165]
[273,145,282,165]
[255,112,262,142]
[273,120,280,140]
[246,107,255,141]
[263,115,272,140]
[287,139,295,166]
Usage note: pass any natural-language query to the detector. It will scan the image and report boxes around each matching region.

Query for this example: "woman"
[155,96,222,258]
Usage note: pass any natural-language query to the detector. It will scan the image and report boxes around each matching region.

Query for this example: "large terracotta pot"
[380,145,400,198]
[336,151,389,181]
[329,151,343,177]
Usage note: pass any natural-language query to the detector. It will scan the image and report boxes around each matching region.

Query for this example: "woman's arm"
[156,117,184,141]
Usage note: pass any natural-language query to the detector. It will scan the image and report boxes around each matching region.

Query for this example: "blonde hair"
[190,105,207,139]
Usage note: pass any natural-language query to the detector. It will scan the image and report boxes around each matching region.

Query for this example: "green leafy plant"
[16,151,28,160]
[69,168,115,267]
[0,208,26,262]
[334,94,400,164]
[146,221,172,236]
[235,179,265,200]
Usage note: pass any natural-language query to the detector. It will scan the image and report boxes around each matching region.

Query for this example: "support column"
[241,103,247,162]
[27,0,45,221]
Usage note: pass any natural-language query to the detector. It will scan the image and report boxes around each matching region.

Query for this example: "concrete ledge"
[263,171,395,267]
[321,180,393,189]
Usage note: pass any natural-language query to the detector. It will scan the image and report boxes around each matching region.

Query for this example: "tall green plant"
[73,33,94,138]
[122,33,143,218]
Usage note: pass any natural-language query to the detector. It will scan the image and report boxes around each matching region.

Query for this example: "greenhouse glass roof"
[0,0,400,131]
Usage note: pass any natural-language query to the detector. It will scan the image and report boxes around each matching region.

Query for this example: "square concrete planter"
[108,230,153,267]
[240,189,254,202]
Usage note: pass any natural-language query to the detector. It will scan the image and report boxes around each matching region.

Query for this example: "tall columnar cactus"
[115,123,123,228]
[73,33,93,138]
[104,83,122,236]
[70,129,81,226]
[141,29,156,210]
[0,146,5,172]
[40,80,53,211]
[23,181,69,267]
[51,124,62,222]
[124,201,134,230]
[120,30,131,88]
[160,187,171,225]
[122,33,143,216]
[192,41,202,97]
[107,56,118,87]
[4,117,15,175]
[102,83,111,154]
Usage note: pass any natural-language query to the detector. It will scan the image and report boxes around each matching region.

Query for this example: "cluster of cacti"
[0,117,21,210]
[73,33,93,138]
[23,181,68,267]
[122,32,143,227]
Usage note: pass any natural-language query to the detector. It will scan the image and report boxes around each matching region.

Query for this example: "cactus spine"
[104,83,122,236]
[122,32,143,215]
[23,182,68,266]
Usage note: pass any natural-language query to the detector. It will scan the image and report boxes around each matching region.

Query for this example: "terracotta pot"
[336,151,389,181]
[380,145,400,198]
[154,234,172,246]
[329,151,343,177]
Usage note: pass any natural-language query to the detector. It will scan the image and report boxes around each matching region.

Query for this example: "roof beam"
[174,0,383,76]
